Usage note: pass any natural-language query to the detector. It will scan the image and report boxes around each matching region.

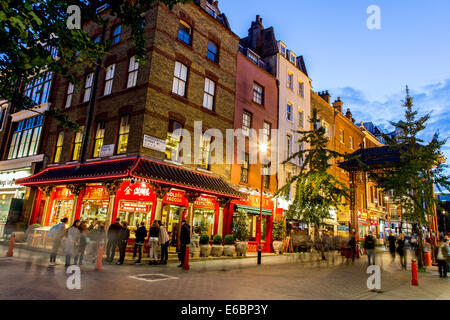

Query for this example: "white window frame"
[253,83,263,105]
[172,61,188,97]
[339,129,344,144]
[103,64,115,96]
[349,136,354,150]
[298,81,304,97]
[298,110,304,128]
[286,103,293,121]
[203,78,215,110]
[287,72,293,90]
[83,72,94,103]
[65,83,74,108]
[242,112,252,137]
[127,56,139,88]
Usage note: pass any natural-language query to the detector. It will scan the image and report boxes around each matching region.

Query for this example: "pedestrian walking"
[48,217,68,265]
[433,237,449,278]
[106,219,122,262]
[387,232,396,263]
[117,221,130,265]
[322,232,332,262]
[364,232,376,266]
[178,219,191,268]
[147,220,160,265]
[159,221,170,265]
[64,220,81,268]
[348,235,357,263]
[74,222,89,265]
[133,222,147,264]
[396,233,407,270]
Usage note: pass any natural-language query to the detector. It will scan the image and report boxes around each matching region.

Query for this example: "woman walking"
[74,222,89,265]
[159,221,170,265]
[396,233,407,270]
[64,220,81,268]
[148,220,160,265]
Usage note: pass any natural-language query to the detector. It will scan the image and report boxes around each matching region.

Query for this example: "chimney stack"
[332,97,343,113]
[345,108,355,123]
[318,90,331,104]
[248,15,264,52]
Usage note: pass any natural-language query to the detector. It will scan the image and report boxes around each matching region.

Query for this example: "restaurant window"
[127,56,139,88]
[242,111,252,136]
[298,110,304,128]
[207,41,218,63]
[200,133,212,170]
[83,72,94,102]
[65,83,74,108]
[240,153,249,183]
[203,78,215,110]
[172,61,188,97]
[262,121,271,146]
[92,121,105,158]
[7,115,43,160]
[287,72,293,90]
[253,83,264,105]
[286,103,293,121]
[103,64,115,96]
[246,214,267,242]
[72,126,84,161]
[117,114,130,155]
[178,20,192,45]
[111,24,121,45]
[165,120,183,162]
[53,131,64,163]
[263,162,270,189]
[23,72,53,106]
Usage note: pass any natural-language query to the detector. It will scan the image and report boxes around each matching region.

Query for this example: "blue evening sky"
[220,0,450,172]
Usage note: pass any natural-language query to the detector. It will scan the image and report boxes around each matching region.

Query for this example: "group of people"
[387,233,408,269]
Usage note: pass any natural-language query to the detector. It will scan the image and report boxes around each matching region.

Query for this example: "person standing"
[178,220,191,268]
[148,220,160,265]
[64,220,81,268]
[348,235,357,264]
[49,217,68,265]
[133,222,147,264]
[106,219,122,262]
[159,221,170,265]
[364,232,376,266]
[434,237,449,278]
[387,232,396,263]
[396,233,407,270]
[117,222,130,265]
[74,222,89,265]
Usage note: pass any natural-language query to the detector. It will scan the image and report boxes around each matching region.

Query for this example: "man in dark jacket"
[117,222,130,265]
[387,232,396,263]
[133,222,147,264]
[106,219,122,262]
[178,220,191,268]
[364,233,376,266]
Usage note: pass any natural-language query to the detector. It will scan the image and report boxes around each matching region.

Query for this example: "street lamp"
[258,142,268,265]
[384,196,390,236]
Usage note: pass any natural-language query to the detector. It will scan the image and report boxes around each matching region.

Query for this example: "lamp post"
[258,142,268,265]
[385,195,390,233]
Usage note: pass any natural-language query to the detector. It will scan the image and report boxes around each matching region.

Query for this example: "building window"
[242,111,252,136]
[200,133,212,170]
[172,61,188,97]
[262,121,271,146]
[127,56,139,88]
[339,129,344,144]
[203,78,215,110]
[207,41,218,63]
[253,83,264,105]
[7,115,43,160]
[111,25,121,45]
[286,103,293,121]
[53,131,64,163]
[290,53,296,65]
[321,120,330,138]
[117,114,130,155]
[240,153,249,183]
[23,72,53,106]
[247,49,259,64]
[65,83,74,108]
[279,43,286,56]
[287,72,293,90]
[103,64,115,96]
[71,126,84,161]
[349,136,354,150]
[263,162,270,189]
[92,121,105,158]
[165,120,183,162]
[0,105,7,131]
[298,81,304,97]
[83,72,94,103]
[298,110,304,128]
[178,20,192,45]
[287,134,292,158]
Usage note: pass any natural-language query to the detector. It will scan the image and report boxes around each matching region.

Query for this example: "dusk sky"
[220,0,450,173]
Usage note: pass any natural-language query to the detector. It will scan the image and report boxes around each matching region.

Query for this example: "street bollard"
[423,251,432,267]
[6,233,16,257]
[411,259,419,286]
[94,244,104,271]
[182,247,190,270]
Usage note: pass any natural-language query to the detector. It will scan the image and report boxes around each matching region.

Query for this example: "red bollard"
[182,247,190,270]
[411,259,419,286]
[423,251,432,267]
[94,244,104,271]
[6,233,16,257]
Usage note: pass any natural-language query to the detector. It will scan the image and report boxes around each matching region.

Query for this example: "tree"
[367,86,450,270]
[0,0,190,130]
[276,108,350,238]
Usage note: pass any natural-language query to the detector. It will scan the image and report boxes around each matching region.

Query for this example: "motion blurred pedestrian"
[364,232,376,266]
[106,218,122,262]
[348,235,357,263]
[74,222,89,265]
[64,220,81,268]
[148,220,160,265]
[178,219,191,268]
[434,237,448,278]
[159,221,170,265]
[117,221,130,265]
[396,233,407,270]
[133,222,147,264]
[387,232,396,263]
[48,217,68,266]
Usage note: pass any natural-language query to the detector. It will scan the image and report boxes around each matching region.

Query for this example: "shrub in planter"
[232,209,249,256]
[211,235,224,257]
[199,234,211,257]
[223,234,235,256]
[272,216,286,254]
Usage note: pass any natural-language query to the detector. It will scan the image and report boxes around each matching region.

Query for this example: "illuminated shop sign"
[0,169,30,190]
[119,201,150,213]
[194,196,216,209]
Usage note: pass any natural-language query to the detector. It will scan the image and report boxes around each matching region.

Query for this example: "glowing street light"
[258,142,268,265]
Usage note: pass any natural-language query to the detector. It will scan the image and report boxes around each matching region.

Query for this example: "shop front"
[79,185,110,226]
[45,187,74,226]
[357,210,370,240]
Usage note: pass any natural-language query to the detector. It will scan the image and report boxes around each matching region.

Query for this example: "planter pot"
[211,244,224,257]
[272,240,283,254]
[235,241,248,257]
[223,245,235,257]
[200,244,211,257]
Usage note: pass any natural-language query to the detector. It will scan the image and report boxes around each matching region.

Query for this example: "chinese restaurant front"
[16,156,243,250]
